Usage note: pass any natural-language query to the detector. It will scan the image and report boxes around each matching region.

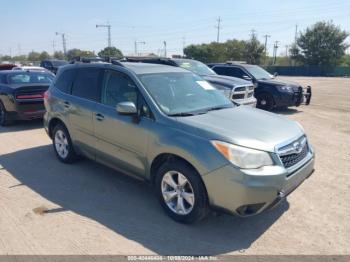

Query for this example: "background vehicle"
[124,57,257,107]
[12,66,53,74]
[0,63,17,71]
[44,61,314,223]
[40,59,68,74]
[208,62,312,110]
[0,70,54,126]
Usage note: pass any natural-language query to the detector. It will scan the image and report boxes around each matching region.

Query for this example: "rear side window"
[71,68,102,101]
[55,69,76,94]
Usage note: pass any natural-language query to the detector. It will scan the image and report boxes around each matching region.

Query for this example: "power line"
[96,23,112,47]
[215,17,222,43]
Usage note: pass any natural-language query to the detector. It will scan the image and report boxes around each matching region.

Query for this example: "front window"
[245,65,273,80]
[174,60,216,76]
[139,72,233,116]
[7,72,54,84]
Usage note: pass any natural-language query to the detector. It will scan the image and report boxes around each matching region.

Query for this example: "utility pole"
[273,41,279,65]
[163,41,167,57]
[182,37,186,57]
[134,41,145,56]
[55,32,67,56]
[96,23,112,48]
[285,45,289,57]
[263,34,271,55]
[52,40,56,55]
[215,17,222,43]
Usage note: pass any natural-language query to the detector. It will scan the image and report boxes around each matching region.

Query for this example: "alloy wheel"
[54,130,69,159]
[161,171,195,215]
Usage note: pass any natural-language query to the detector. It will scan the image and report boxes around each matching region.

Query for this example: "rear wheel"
[155,160,209,224]
[256,93,274,111]
[0,102,13,126]
[52,124,78,163]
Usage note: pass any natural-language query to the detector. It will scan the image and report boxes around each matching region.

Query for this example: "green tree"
[296,21,349,66]
[39,51,51,61]
[0,55,12,61]
[225,39,246,61]
[342,54,350,66]
[12,55,27,61]
[66,49,94,60]
[53,51,65,60]
[243,34,265,64]
[98,46,123,58]
[28,51,41,62]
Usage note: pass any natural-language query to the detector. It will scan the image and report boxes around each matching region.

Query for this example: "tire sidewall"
[52,124,76,163]
[0,101,11,126]
[155,160,208,224]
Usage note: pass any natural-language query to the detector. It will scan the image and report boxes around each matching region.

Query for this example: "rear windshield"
[7,72,54,84]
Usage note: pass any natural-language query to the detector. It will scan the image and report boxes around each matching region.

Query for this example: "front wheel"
[52,124,78,163]
[155,160,209,224]
[256,93,274,111]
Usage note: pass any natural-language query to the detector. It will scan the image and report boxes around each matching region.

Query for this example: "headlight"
[277,85,294,92]
[211,141,274,169]
[221,89,232,99]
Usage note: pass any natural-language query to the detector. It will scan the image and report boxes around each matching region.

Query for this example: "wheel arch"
[48,117,67,139]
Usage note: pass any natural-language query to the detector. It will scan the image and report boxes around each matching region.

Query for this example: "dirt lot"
[0,77,349,255]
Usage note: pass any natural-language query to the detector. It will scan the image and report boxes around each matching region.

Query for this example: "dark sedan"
[0,70,54,126]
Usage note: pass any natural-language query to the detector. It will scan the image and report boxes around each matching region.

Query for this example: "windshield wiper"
[168,112,197,117]
[204,105,232,112]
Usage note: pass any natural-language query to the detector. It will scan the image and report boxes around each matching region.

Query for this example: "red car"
[0,64,16,71]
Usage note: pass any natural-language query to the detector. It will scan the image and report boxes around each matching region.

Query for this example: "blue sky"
[1,0,349,57]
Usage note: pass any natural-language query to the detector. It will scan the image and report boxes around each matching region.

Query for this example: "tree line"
[0,46,123,62]
[184,21,349,66]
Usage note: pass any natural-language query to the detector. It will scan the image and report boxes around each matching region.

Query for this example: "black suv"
[124,57,257,107]
[207,62,312,110]
[40,60,68,74]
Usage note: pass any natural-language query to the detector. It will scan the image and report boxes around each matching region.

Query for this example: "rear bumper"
[9,100,45,120]
[202,156,315,216]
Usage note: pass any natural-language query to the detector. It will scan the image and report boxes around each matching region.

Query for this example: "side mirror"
[242,75,252,81]
[274,72,278,77]
[116,101,137,115]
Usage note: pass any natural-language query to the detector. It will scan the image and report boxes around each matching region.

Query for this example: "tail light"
[44,90,50,100]
[16,93,44,99]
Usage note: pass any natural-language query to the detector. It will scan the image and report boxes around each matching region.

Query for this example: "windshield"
[245,65,273,80]
[139,72,233,116]
[174,60,216,76]
[7,72,54,84]
[51,60,68,66]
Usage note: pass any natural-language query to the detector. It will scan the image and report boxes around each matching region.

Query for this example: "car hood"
[176,106,303,152]
[203,74,252,88]
[258,78,301,88]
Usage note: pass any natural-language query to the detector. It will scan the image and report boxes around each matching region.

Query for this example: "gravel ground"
[0,76,349,255]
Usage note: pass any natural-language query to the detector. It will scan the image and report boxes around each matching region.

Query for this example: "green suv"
[44,61,315,223]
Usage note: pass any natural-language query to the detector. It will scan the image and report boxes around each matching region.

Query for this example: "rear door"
[93,69,152,177]
[68,67,103,159]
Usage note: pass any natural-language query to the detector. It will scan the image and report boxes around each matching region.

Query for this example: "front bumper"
[202,155,315,216]
[236,97,257,107]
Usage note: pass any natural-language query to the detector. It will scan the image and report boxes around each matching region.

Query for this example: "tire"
[0,101,13,126]
[52,123,78,163]
[155,160,209,224]
[256,93,274,111]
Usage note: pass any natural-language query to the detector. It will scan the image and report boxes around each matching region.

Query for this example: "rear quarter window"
[71,68,103,101]
[55,69,76,94]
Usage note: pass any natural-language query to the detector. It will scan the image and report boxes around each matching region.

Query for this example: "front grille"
[280,142,309,168]
[232,94,245,99]
[234,86,246,92]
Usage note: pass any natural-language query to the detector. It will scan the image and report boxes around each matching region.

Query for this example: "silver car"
[44,62,315,223]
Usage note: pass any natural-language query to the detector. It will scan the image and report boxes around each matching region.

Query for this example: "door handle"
[63,101,70,108]
[95,113,105,121]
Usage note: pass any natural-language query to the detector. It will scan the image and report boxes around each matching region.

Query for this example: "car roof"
[64,61,189,75]
[0,70,51,75]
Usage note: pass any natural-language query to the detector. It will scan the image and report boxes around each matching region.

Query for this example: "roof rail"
[69,56,125,67]
[123,56,178,67]
[226,61,247,65]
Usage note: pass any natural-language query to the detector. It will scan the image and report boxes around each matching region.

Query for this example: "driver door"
[93,69,151,178]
